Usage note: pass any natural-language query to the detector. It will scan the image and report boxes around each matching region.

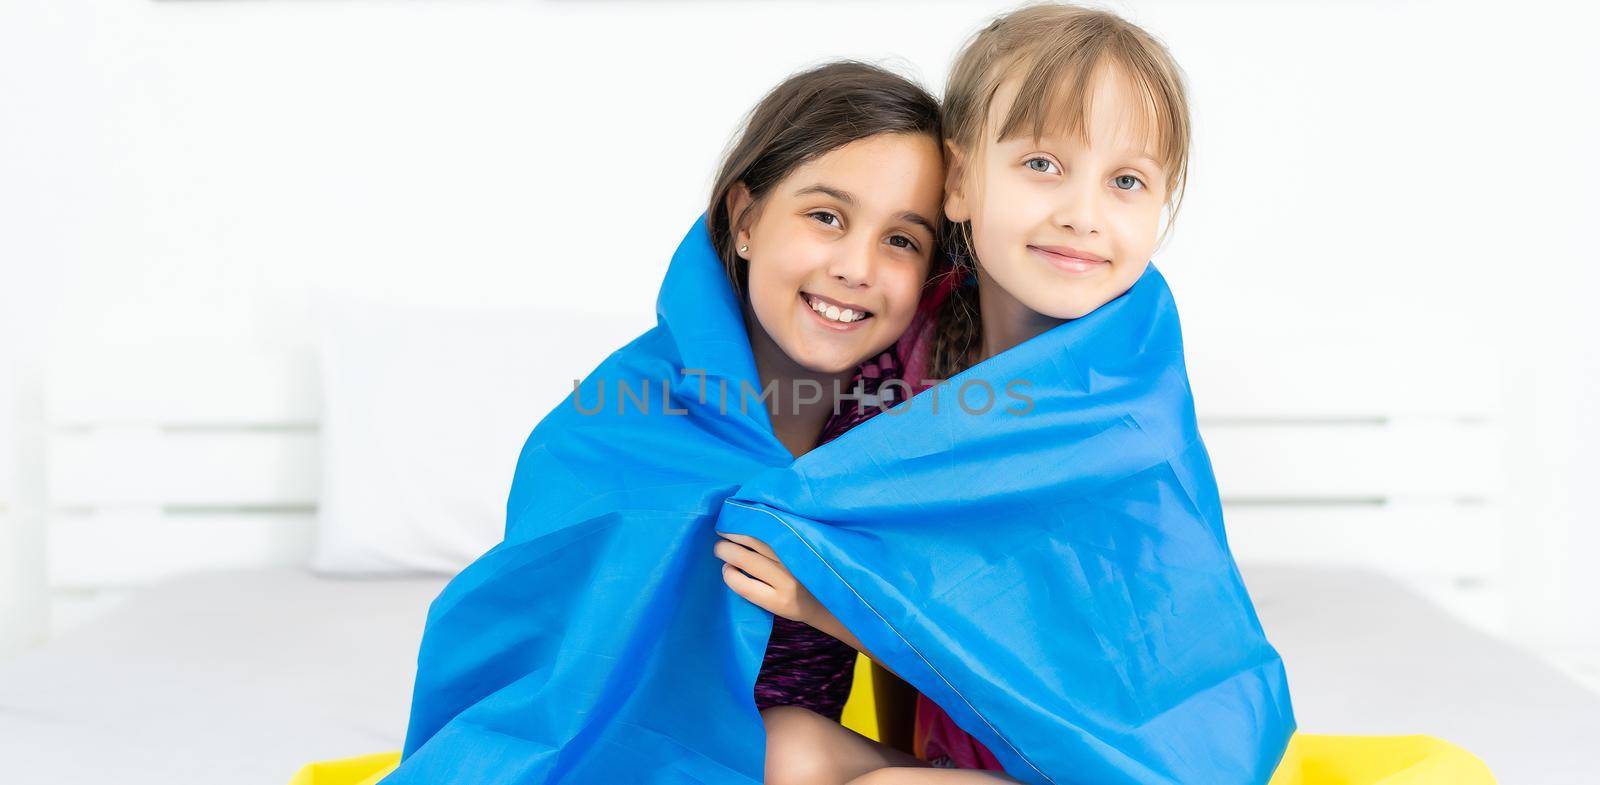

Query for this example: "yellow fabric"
[1265,732,1496,785]
[288,653,1496,784]
[286,750,399,785]
[838,651,879,740]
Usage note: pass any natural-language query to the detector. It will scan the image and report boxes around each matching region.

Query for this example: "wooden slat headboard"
[45,346,320,590]
[37,329,1505,598]
[1184,324,1503,585]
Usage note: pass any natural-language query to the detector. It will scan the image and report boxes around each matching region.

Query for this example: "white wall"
[1,276,50,657]
[1,0,1596,652]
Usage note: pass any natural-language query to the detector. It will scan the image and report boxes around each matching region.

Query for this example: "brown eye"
[810,211,841,227]
[888,235,918,251]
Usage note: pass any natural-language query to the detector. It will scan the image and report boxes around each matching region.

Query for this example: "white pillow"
[312,294,650,575]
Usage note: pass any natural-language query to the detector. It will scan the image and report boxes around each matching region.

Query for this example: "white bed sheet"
[1243,565,1598,785]
[0,565,1593,784]
[0,568,447,785]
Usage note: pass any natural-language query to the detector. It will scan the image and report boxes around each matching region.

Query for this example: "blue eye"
[1113,174,1145,191]
[1024,157,1059,175]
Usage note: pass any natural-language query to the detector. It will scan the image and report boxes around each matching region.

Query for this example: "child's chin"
[1027,290,1102,321]
[809,356,863,376]
[788,346,863,377]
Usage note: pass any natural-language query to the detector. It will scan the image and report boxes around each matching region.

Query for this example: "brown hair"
[706,61,946,302]
[931,3,1192,380]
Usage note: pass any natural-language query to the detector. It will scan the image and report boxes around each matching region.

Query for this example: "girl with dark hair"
[699,58,951,776]
[288,59,952,785]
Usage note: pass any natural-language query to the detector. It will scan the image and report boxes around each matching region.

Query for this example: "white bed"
[0,313,1581,783]
[0,568,445,784]
[0,563,1593,785]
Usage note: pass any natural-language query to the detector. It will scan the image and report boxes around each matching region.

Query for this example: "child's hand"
[714,532,828,628]
[716,532,885,666]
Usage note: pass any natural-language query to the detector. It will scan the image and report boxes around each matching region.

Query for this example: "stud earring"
[739,245,749,254]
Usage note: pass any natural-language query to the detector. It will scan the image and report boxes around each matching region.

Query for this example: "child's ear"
[942,140,971,223]
[724,182,755,257]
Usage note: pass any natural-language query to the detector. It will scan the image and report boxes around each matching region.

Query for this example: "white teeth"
[805,294,868,323]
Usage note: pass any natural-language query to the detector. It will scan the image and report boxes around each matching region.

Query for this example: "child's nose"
[825,237,876,287]
[1052,180,1104,235]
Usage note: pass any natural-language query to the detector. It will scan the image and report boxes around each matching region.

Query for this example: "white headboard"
[30,326,1506,634]
[45,347,320,591]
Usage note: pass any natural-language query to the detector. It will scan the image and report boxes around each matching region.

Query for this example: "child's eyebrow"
[793,183,856,205]
[793,183,937,238]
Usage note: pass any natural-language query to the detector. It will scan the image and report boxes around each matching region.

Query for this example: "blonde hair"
[930,3,1192,380]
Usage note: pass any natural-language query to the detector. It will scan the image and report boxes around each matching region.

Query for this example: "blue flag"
[390,215,1294,785]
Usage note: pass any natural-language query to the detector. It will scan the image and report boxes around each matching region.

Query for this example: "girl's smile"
[800,291,873,331]
[1026,244,1111,276]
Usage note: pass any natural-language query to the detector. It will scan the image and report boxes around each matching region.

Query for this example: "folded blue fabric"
[390,215,1295,785]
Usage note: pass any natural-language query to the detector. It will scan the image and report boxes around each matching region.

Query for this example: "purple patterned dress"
[749,343,906,721]
[749,272,999,772]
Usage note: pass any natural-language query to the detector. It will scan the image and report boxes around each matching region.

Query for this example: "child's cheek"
[982,177,1031,244]
[1130,203,1163,255]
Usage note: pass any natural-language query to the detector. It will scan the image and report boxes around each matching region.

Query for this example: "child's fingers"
[718,532,779,563]
[713,538,781,587]
[721,562,779,609]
